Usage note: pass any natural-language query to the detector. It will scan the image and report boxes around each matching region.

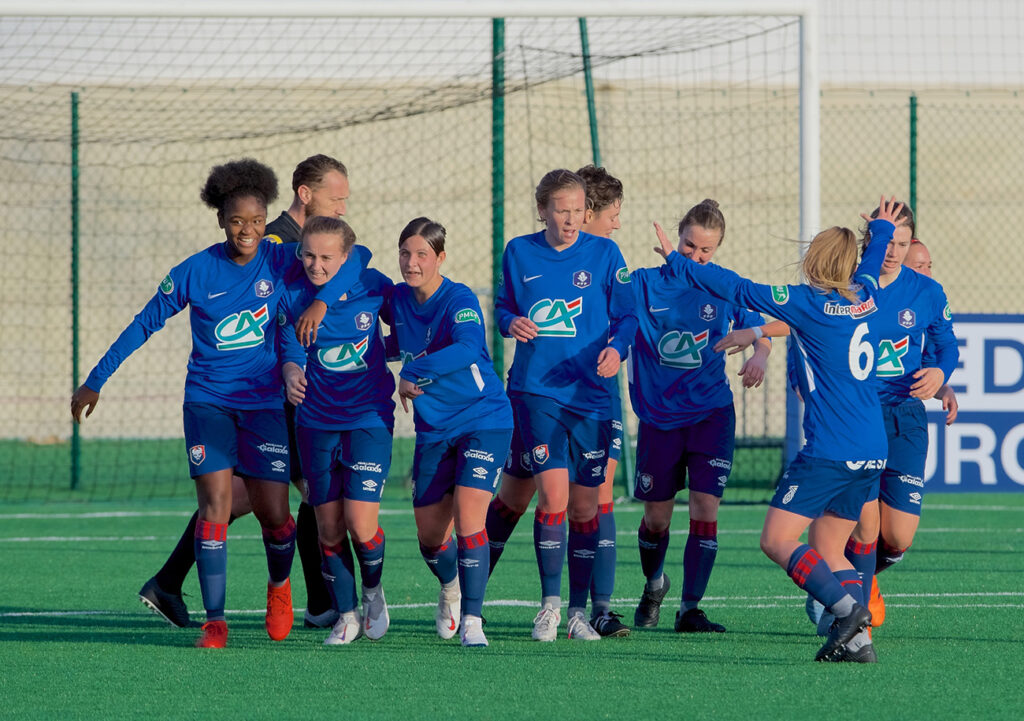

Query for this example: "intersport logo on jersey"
[657,329,709,369]
[823,297,877,319]
[528,298,583,337]
[215,304,270,351]
[318,337,369,372]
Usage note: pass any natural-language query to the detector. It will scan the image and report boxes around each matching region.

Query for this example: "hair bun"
[701,199,719,209]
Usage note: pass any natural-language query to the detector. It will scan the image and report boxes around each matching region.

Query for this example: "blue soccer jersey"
[393,277,513,440]
[873,268,958,405]
[663,219,897,462]
[84,240,369,410]
[628,264,766,427]
[278,266,396,431]
[495,230,638,418]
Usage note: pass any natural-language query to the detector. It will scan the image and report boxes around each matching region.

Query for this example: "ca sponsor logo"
[771,285,789,305]
[573,270,592,288]
[215,304,270,351]
[159,274,174,294]
[455,308,481,324]
[898,308,916,329]
[270,460,286,472]
[899,474,924,487]
[699,303,717,322]
[472,466,489,480]
[352,461,383,473]
[318,337,369,372]
[355,311,373,331]
[638,473,653,493]
[708,458,732,470]
[583,449,606,460]
[464,449,495,462]
[824,297,877,319]
[532,444,550,466]
[528,298,583,337]
[877,336,910,378]
[254,279,274,298]
[258,443,288,455]
[189,444,206,465]
[399,349,427,366]
[657,329,709,369]
[845,459,886,470]
[782,485,798,504]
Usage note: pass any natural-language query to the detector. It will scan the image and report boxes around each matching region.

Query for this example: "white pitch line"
[3,591,1023,619]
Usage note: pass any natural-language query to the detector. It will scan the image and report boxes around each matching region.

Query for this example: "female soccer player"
[653,196,903,662]
[279,216,395,645]
[630,200,771,634]
[71,159,363,648]
[392,217,513,648]
[495,169,637,641]
[486,165,631,638]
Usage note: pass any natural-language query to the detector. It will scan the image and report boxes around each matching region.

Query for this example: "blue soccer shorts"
[511,393,611,487]
[182,402,291,482]
[633,405,735,502]
[771,451,883,521]
[412,428,513,508]
[879,400,929,516]
[296,425,393,506]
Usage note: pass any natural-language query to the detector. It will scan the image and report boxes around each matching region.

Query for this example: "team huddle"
[70,154,958,661]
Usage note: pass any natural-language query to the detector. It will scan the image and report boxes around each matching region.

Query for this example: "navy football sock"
[261,515,296,585]
[568,515,599,612]
[486,496,524,576]
[845,538,877,605]
[354,526,386,590]
[296,502,333,615]
[786,543,849,611]
[320,540,357,613]
[832,569,864,613]
[638,518,670,584]
[194,519,228,621]
[682,519,718,611]
[590,502,616,615]
[156,510,239,593]
[876,537,908,574]
[534,510,566,600]
[457,530,490,618]
[420,536,459,585]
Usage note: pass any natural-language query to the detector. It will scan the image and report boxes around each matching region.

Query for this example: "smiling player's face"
[301,232,349,287]
[219,194,267,265]
[539,186,586,247]
[678,224,722,265]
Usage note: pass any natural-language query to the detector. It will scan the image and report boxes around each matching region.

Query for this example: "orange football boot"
[266,578,295,641]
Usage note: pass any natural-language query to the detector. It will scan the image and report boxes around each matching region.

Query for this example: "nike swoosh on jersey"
[523,274,543,282]
[649,306,669,313]
[208,291,228,299]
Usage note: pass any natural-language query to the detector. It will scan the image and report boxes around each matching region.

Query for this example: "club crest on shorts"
[572,270,592,289]
[699,303,718,322]
[532,444,550,466]
[898,308,916,329]
[189,445,206,465]
[254,279,274,298]
[355,311,373,331]
[638,473,653,493]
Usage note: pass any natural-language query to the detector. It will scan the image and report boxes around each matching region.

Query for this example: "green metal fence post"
[579,18,635,495]
[491,19,505,378]
[70,91,81,490]
[909,93,918,219]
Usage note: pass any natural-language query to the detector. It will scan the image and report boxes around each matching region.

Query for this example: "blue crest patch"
[898,308,916,329]
[254,279,274,298]
[699,303,718,322]
[572,270,592,289]
[355,311,373,331]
